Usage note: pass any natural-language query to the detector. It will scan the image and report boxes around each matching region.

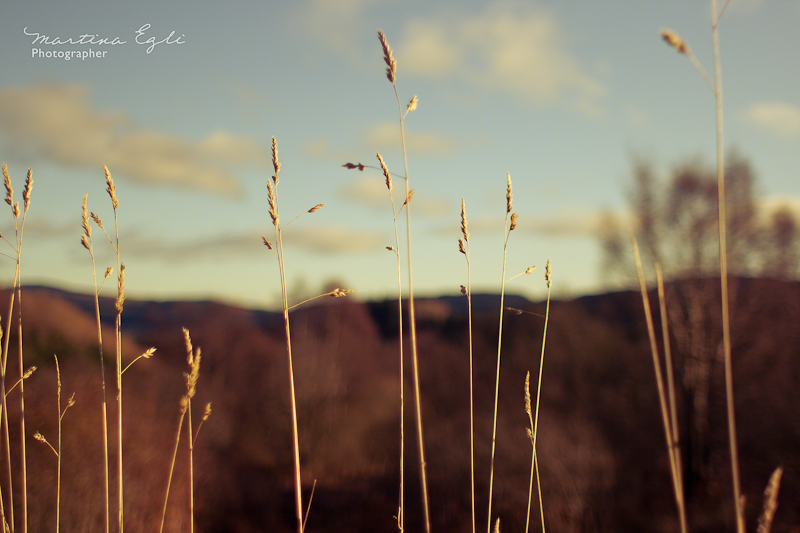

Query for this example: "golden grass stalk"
[523,261,551,533]
[487,173,519,533]
[264,136,330,533]
[377,150,406,532]
[377,29,430,533]
[632,242,687,533]
[757,466,783,533]
[0,164,33,533]
[459,198,476,533]
[96,164,127,533]
[709,4,743,530]
[83,192,113,533]
[655,264,687,533]
[663,6,743,529]
[33,356,74,533]
[159,330,199,533]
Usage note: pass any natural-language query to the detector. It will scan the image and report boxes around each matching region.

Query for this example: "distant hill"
[1,278,798,533]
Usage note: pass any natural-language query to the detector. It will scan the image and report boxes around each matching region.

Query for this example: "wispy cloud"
[366,121,459,155]
[338,175,449,216]
[295,0,389,55]
[118,224,384,261]
[0,82,270,195]
[743,102,800,138]
[396,4,607,116]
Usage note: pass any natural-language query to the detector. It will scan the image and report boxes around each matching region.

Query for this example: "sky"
[0,0,798,310]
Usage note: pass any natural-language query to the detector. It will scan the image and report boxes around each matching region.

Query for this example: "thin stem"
[710,2,743,530]
[158,402,186,533]
[383,43,431,532]
[85,223,111,533]
[487,190,512,533]
[633,241,685,533]
[302,479,317,532]
[656,266,687,533]
[187,401,194,533]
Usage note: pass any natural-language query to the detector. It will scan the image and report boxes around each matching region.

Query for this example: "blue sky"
[0,0,798,309]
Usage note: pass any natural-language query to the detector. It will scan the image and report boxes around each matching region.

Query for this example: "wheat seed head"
[377,29,396,83]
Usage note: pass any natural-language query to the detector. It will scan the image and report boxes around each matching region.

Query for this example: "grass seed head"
[460,285,467,295]
[267,180,279,227]
[376,152,392,191]
[115,264,126,314]
[81,194,91,237]
[460,198,469,241]
[407,95,418,112]
[201,402,212,423]
[271,137,281,181]
[342,162,366,171]
[330,288,353,298]
[524,371,532,416]
[660,28,689,55]
[308,203,324,214]
[510,212,518,231]
[545,258,552,288]
[91,212,104,229]
[23,168,32,212]
[3,163,12,206]
[458,238,466,255]
[377,29,397,83]
[262,236,273,250]
[104,165,119,210]
[506,173,513,213]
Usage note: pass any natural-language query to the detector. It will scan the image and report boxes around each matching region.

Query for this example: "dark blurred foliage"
[0,282,798,533]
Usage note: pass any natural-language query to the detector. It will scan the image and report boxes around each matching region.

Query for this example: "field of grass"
[0,5,795,533]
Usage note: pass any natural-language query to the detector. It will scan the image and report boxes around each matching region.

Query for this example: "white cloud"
[339,175,448,216]
[366,121,458,155]
[0,82,270,196]
[744,102,800,138]
[396,4,606,116]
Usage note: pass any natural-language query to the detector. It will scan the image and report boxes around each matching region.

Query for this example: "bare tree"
[600,151,800,482]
